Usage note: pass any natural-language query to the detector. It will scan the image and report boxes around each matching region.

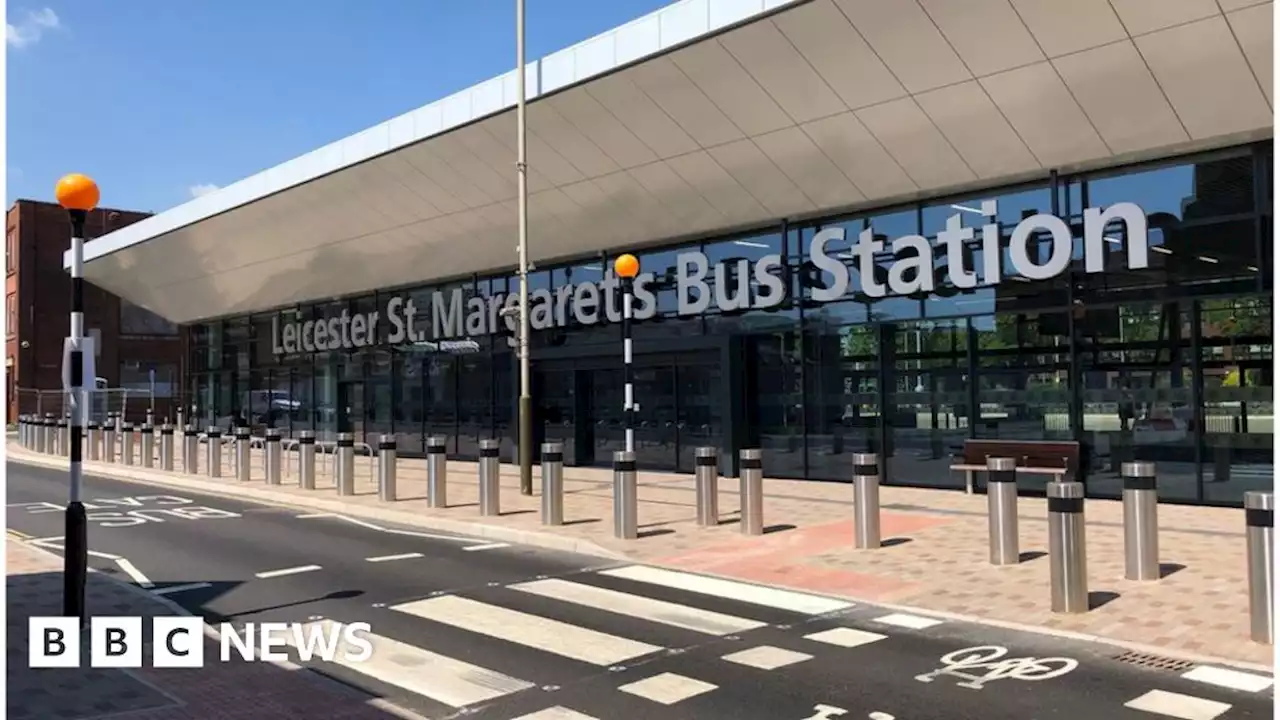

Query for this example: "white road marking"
[511,708,599,720]
[1123,689,1232,720]
[463,542,511,552]
[115,558,154,588]
[288,620,534,708]
[721,645,813,670]
[597,565,854,615]
[295,513,334,519]
[510,578,766,636]
[28,535,65,543]
[873,612,943,630]
[152,582,212,596]
[255,564,322,579]
[803,627,888,649]
[391,595,662,666]
[321,514,482,543]
[617,672,717,705]
[365,553,424,563]
[1181,665,1274,693]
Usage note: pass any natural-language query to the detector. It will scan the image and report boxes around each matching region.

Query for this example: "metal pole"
[1048,481,1088,613]
[121,423,135,466]
[622,276,634,454]
[160,424,174,471]
[235,427,251,482]
[694,446,719,527]
[378,434,397,502]
[1121,461,1160,581]
[141,423,155,469]
[740,448,764,536]
[987,456,1020,565]
[515,0,533,497]
[183,425,198,474]
[299,430,316,490]
[479,438,501,516]
[206,426,222,478]
[64,206,88,621]
[613,450,637,539]
[336,432,355,496]
[1245,491,1273,644]
[541,441,564,525]
[86,421,100,461]
[852,452,881,549]
[103,421,116,464]
[427,435,448,508]
[265,428,282,485]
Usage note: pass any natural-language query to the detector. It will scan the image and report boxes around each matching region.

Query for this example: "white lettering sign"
[914,645,1078,690]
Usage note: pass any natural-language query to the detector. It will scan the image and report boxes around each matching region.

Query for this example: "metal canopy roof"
[78,0,1273,324]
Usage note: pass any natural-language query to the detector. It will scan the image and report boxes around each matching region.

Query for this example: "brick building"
[6,199,186,422]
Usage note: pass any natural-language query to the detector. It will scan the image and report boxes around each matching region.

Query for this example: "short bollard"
[1048,481,1088,614]
[52,420,63,456]
[103,422,118,463]
[265,429,282,485]
[141,424,155,468]
[1245,491,1273,645]
[160,425,175,471]
[613,450,638,540]
[478,439,500,516]
[122,424,136,466]
[176,410,186,432]
[206,427,223,478]
[541,442,564,526]
[426,435,448,508]
[695,447,719,527]
[740,448,764,536]
[18,416,26,448]
[378,435,398,502]
[853,452,882,549]
[183,425,199,474]
[87,422,101,461]
[1121,461,1160,581]
[987,456,1020,565]
[235,427,252,482]
[298,431,317,490]
[336,433,355,496]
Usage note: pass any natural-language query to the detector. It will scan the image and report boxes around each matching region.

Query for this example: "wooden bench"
[950,439,1082,494]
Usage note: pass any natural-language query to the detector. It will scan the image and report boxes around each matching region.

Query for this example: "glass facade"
[185,143,1273,505]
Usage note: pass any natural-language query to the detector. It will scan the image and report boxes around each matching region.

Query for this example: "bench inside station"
[950,439,1083,494]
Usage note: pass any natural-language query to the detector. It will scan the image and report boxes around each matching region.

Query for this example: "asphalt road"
[8,461,1275,720]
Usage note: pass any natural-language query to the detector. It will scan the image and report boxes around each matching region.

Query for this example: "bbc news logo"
[29,617,373,668]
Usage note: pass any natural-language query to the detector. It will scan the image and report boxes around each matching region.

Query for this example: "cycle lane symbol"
[914,645,1078,690]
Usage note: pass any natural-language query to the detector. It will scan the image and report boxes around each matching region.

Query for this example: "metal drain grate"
[1112,650,1195,672]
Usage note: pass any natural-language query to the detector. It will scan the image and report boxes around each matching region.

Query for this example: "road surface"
[7,461,1274,720]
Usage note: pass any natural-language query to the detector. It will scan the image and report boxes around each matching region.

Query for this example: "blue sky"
[6,0,672,212]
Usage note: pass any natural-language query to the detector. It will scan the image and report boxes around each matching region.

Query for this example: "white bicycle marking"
[915,645,1078,690]
[799,708,895,720]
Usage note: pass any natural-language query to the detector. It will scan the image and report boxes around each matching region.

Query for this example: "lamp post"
[515,0,533,495]
[54,172,99,621]
[614,254,640,453]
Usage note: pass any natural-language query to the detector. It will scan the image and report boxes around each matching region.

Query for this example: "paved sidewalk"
[9,441,1271,669]
[5,537,422,719]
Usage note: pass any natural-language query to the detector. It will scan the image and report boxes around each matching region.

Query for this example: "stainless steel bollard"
[265,429,282,485]
[298,431,317,490]
[47,415,58,455]
[122,424,135,466]
[853,452,882,550]
[613,450,638,540]
[142,424,155,468]
[18,416,26,448]
[1048,481,1088,614]
[541,442,564,526]
[183,425,199,474]
[378,435,397,502]
[478,439,500,516]
[336,432,355,496]
[176,410,185,431]
[1245,491,1273,645]
[695,447,719,527]
[113,412,123,435]
[161,425,175,471]
[87,422,100,461]
[206,426,223,478]
[426,435,447,508]
[235,427,251,482]
[103,423,117,463]
[1121,461,1160,581]
[987,456,1020,565]
[739,448,764,536]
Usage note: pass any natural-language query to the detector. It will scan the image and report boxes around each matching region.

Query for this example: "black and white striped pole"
[614,254,640,453]
[55,173,100,622]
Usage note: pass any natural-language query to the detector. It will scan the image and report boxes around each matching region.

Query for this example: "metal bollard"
[478,439,500,516]
[103,422,117,463]
[1121,461,1160,581]
[87,422,100,461]
[161,425,175,471]
[613,450,638,540]
[1048,481,1088,613]
[206,426,223,478]
[18,416,25,448]
[853,452,882,549]
[739,448,764,536]
[235,427,251,482]
[987,456,1020,565]
[1245,491,1273,645]
[49,419,59,455]
[298,431,316,490]
[541,442,564,526]
[122,424,135,466]
[265,429,282,485]
[378,435,397,502]
[426,435,448,508]
[336,432,355,496]
[695,447,719,527]
[176,410,185,432]
[142,424,155,468]
[183,425,199,474]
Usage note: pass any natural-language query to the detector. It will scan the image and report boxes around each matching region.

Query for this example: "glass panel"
[884,319,969,489]
[676,361,722,473]
[756,330,804,477]
[805,322,879,481]
[633,245,703,340]
[591,368,625,465]
[292,364,313,435]
[365,349,393,447]
[538,369,576,464]
[633,364,677,471]
[457,352,491,459]
[424,355,458,455]
[395,354,424,454]
[1201,296,1273,504]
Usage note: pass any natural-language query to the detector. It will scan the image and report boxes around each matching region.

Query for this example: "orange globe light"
[55,173,100,212]
[614,253,640,279]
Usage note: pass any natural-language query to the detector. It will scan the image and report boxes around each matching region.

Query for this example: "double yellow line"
[6,529,32,540]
